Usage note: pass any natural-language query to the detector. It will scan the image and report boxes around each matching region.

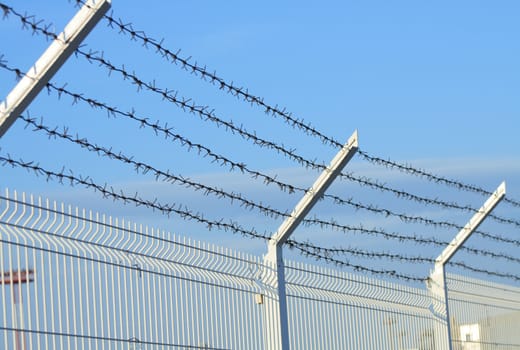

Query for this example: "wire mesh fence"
[1,189,265,349]
[2,189,520,349]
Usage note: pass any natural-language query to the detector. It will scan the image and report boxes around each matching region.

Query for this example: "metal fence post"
[0,0,111,138]
[262,130,358,350]
[428,181,505,350]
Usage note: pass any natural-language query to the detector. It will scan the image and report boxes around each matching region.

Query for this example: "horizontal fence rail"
[1,188,520,349]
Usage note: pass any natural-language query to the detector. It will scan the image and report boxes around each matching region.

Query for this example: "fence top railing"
[0,188,265,288]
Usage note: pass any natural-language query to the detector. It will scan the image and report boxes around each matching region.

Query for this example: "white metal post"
[428,181,506,350]
[0,0,111,138]
[263,130,359,350]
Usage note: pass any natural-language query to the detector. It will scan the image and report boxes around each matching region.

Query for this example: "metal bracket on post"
[0,0,111,138]
[262,130,359,350]
[428,181,506,350]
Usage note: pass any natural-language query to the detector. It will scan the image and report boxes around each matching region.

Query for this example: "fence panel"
[0,190,265,349]
[447,274,520,349]
[2,189,520,349]
[285,261,445,349]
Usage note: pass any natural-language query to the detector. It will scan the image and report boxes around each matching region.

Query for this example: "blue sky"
[1,1,519,285]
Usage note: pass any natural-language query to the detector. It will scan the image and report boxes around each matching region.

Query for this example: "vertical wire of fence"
[0,189,265,349]
[284,260,445,349]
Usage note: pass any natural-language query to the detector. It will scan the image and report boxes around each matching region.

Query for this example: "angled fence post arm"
[0,0,111,138]
[262,130,358,350]
[429,181,506,350]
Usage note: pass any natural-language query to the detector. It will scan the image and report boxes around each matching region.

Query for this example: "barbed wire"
[0,154,434,282]
[449,261,520,282]
[288,240,520,282]
[288,237,520,266]
[357,150,520,208]
[66,49,520,230]
[288,239,434,264]
[0,5,502,216]
[3,149,517,283]
[19,112,520,265]
[75,47,326,169]
[0,153,270,241]
[2,0,519,230]
[3,2,519,219]
[91,4,343,149]
[285,240,427,282]
[20,113,291,220]
[2,2,289,168]
[63,1,520,209]
[74,41,520,227]
[1,3,519,281]
[2,57,519,249]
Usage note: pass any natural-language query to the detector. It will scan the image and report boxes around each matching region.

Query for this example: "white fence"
[448,275,520,349]
[1,189,519,349]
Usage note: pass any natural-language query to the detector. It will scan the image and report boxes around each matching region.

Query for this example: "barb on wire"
[0,153,270,241]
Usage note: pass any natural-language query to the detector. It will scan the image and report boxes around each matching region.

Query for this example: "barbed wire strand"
[20,113,520,263]
[20,113,291,220]
[0,153,271,241]
[285,241,426,282]
[63,0,520,209]
[449,261,520,282]
[288,240,520,282]
[4,4,519,220]
[1,57,519,249]
[356,150,520,208]
[287,238,520,267]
